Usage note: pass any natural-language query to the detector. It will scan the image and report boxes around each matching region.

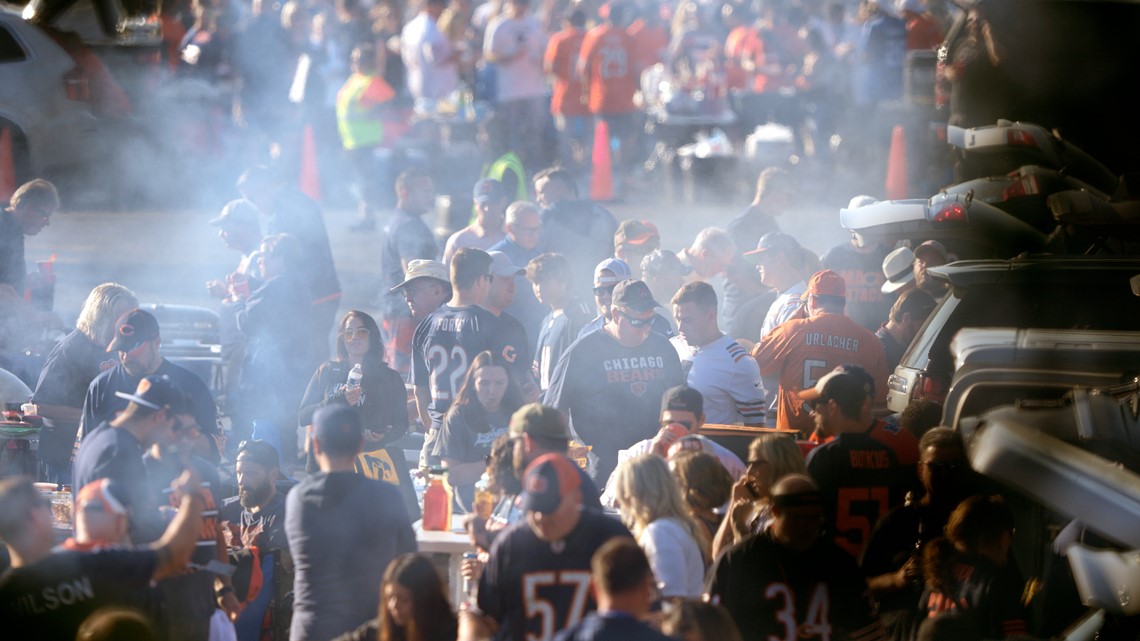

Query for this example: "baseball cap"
[593,257,632,288]
[662,385,703,417]
[611,279,659,313]
[914,240,948,262]
[114,375,187,414]
[237,439,280,470]
[847,194,879,210]
[641,249,693,276]
[77,478,132,515]
[798,370,872,405]
[881,246,916,294]
[509,403,571,440]
[209,199,260,227]
[743,231,803,264]
[313,405,362,443]
[473,179,506,205]
[614,219,660,248]
[390,259,449,292]
[520,453,582,514]
[107,308,160,353]
[804,269,847,299]
[488,251,525,277]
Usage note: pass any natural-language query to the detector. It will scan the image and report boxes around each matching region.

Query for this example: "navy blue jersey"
[706,529,884,641]
[412,305,511,430]
[478,509,632,641]
[493,311,534,385]
[806,431,910,558]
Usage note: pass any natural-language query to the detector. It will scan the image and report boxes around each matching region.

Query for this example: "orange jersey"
[752,312,888,434]
[579,24,640,114]
[627,19,669,71]
[545,27,590,116]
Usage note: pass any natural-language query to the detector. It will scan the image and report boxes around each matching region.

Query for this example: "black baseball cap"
[797,370,871,406]
[611,279,659,313]
[661,385,703,416]
[114,375,187,414]
[237,439,280,471]
[107,308,160,353]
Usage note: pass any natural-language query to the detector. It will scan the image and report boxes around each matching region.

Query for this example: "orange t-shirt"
[579,24,640,114]
[545,27,590,117]
[752,312,889,434]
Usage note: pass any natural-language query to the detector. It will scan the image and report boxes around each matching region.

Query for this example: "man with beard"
[220,439,293,641]
[220,439,289,552]
[77,309,218,459]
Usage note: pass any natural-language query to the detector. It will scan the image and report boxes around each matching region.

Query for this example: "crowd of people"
[68,0,962,213]
[1,141,1039,641]
[0,0,1042,637]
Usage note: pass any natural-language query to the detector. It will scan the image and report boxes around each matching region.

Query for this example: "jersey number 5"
[523,570,591,641]
[766,582,832,641]
[835,487,889,557]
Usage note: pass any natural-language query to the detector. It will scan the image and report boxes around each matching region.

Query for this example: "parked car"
[942,327,1140,429]
[885,257,1140,413]
[0,4,102,181]
[947,120,1120,195]
[839,191,1052,259]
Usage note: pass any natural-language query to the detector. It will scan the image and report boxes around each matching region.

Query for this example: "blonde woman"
[711,434,805,558]
[614,454,709,599]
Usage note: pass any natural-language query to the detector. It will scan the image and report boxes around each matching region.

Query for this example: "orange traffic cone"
[884,124,908,200]
[590,120,613,202]
[299,124,322,202]
[0,127,16,202]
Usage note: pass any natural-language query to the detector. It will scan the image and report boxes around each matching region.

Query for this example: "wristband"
[216,586,235,599]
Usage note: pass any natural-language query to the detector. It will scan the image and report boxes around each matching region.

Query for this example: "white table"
[414,515,476,606]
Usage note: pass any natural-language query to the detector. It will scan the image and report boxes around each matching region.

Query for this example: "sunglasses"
[593,284,616,297]
[340,327,371,340]
[925,460,964,473]
[616,310,653,328]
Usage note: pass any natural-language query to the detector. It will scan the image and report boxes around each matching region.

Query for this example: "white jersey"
[672,334,766,425]
[760,281,807,340]
[601,434,745,508]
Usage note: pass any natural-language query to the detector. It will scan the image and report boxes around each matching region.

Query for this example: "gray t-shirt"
[287,471,417,641]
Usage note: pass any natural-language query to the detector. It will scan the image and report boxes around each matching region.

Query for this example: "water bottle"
[346,364,363,405]
[462,551,479,604]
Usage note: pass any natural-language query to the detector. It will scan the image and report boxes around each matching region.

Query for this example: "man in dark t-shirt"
[73,375,194,544]
[468,454,633,641]
[484,251,535,389]
[413,248,511,466]
[821,235,894,333]
[0,471,206,641]
[287,406,416,641]
[77,309,218,457]
[545,280,685,482]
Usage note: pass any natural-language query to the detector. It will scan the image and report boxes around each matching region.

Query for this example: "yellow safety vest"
[336,73,385,150]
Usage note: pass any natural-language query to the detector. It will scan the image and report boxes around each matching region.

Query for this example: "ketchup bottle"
[422,467,453,531]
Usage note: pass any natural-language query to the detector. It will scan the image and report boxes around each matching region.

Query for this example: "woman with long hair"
[331,553,458,641]
[614,454,709,599]
[433,350,524,507]
[711,434,805,558]
[668,449,733,542]
[299,310,416,516]
[918,494,1026,638]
